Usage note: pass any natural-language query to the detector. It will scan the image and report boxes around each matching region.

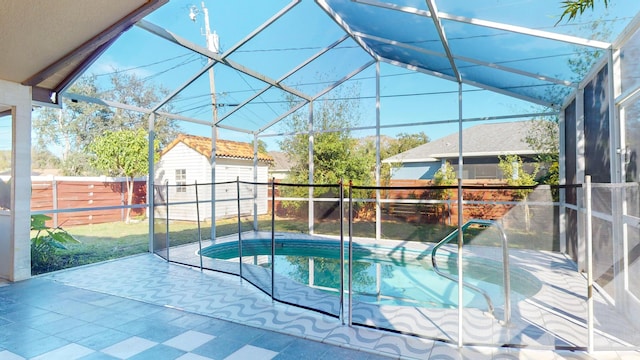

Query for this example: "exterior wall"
[211,159,268,219]
[154,143,206,221]
[390,156,541,180]
[155,143,270,221]
[390,161,441,180]
[0,79,31,281]
[269,169,289,180]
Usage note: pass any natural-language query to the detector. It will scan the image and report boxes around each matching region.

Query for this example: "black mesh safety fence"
[153,179,640,350]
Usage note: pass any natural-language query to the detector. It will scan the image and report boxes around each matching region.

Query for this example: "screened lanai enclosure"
[19,0,640,353]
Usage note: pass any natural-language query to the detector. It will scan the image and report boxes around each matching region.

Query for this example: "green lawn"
[32,216,557,275]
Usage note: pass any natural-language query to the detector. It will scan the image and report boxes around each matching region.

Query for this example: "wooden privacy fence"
[266,179,535,225]
[31,176,147,227]
[24,177,547,227]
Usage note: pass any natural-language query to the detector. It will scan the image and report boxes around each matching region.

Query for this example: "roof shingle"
[383,121,553,163]
[161,134,273,163]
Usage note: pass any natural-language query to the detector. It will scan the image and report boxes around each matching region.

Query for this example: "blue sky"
[67,0,640,152]
[0,113,10,151]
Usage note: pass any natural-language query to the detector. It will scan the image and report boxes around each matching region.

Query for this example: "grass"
[34,216,557,275]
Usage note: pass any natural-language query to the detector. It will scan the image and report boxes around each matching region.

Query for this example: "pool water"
[200,239,541,309]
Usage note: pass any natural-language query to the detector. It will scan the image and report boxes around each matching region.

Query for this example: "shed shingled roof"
[161,134,273,163]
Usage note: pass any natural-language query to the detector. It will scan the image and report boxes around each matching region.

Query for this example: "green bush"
[30,214,80,274]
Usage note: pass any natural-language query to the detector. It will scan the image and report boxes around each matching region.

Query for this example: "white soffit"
[0,0,166,104]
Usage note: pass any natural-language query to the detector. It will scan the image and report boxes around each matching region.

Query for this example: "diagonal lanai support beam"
[136,19,312,105]
[425,0,460,83]
[315,0,381,62]
[148,0,302,113]
[256,59,376,134]
[355,32,575,87]
[217,34,351,126]
[353,0,611,49]
[64,92,221,128]
[377,56,558,108]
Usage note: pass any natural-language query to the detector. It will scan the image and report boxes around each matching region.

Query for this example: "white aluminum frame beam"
[217,34,351,126]
[224,0,301,56]
[256,59,376,134]
[425,0,460,82]
[63,92,215,127]
[377,56,558,108]
[354,33,578,87]
[439,12,611,49]
[257,111,558,139]
[136,19,312,102]
[152,60,215,113]
[353,0,611,49]
[315,0,380,61]
[151,1,301,113]
[355,32,575,87]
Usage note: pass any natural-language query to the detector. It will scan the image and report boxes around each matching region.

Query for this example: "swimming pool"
[200,239,542,309]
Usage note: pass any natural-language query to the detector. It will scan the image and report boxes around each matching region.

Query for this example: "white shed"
[155,134,273,221]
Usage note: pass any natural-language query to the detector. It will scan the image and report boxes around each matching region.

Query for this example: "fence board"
[30,178,146,227]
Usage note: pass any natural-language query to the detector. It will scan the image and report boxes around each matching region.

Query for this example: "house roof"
[383,121,551,164]
[161,134,273,163]
[0,0,166,106]
[267,151,292,171]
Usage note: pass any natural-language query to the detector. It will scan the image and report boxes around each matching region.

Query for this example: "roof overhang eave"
[431,150,540,158]
[382,157,440,164]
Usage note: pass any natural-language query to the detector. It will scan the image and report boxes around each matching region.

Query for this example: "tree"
[279,85,370,188]
[525,119,559,173]
[33,76,112,170]
[277,83,374,219]
[33,72,179,175]
[379,132,430,185]
[0,150,10,172]
[381,132,429,159]
[32,148,61,170]
[251,139,268,153]
[106,71,179,147]
[559,0,610,23]
[88,128,159,223]
[498,155,539,231]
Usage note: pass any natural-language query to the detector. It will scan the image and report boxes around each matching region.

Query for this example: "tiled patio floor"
[1,250,639,359]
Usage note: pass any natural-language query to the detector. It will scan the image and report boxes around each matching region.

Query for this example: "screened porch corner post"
[576,87,586,271]
[237,176,243,282]
[195,179,203,271]
[308,101,314,234]
[211,125,217,242]
[559,105,567,255]
[253,133,259,231]
[339,178,345,324]
[165,180,170,261]
[457,81,464,348]
[584,175,594,353]
[271,177,276,303]
[147,112,156,253]
[375,60,382,242]
[608,47,628,321]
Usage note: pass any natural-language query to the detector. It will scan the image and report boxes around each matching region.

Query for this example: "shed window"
[175,169,187,193]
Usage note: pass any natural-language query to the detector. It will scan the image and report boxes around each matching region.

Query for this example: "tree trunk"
[126,176,134,223]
